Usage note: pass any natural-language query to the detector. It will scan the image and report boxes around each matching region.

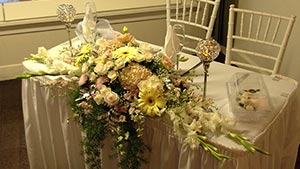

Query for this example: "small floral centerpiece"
[18,27,269,169]
[237,89,261,111]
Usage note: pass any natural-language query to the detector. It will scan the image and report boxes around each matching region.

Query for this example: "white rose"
[93,91,104,105]
[100,85,110,94]
[144,52,154,62]
[107,70,118,82]
[82,63,89,73]
[94,63,108,75]
[134,53,145,62]
[138,75,163,92]
[114,58,127,70]
[104,91,119,106]
[94,56,106,64]
[105,61,114,70]
[89,72,97,82]
[88,56,95,65]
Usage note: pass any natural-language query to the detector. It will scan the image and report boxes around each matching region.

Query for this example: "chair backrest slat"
[248,13,254,38]
[263,17,271,41]
[271,18,281,43]
[176,0,179,20]
[225,4,296,75]
[188,0,194,22]
[166,0,221,54]
[255,15,262,39]
[182,0,186,21]
[201,2,209,25]
[194,0,201,23]
[240,12,244,36]
[274,15,295,73]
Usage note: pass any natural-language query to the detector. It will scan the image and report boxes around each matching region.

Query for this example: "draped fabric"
[22,78,85,169]
[22,59,299,169]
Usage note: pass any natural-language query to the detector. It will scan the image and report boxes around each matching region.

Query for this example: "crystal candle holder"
[57,4,76,48]
[195,38,221,101]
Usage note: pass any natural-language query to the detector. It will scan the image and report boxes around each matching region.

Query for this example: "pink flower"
[78,74,88,86]
[96,77,108,90]
[162,55,175,69]
[114,104,128,113]
[124,92,132,100]
[124,89,138,101]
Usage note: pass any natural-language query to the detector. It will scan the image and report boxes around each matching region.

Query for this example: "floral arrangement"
[237,89,261,111]
[18,27,269,169]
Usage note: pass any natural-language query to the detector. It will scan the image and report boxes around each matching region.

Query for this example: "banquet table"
[22,40,300,169]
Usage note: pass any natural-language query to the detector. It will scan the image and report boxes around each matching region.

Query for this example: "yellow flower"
[123,26,128,33]
[80,44,92,54]
[137,76,166,116]
[124,132,129,140]
[119,115,126,123]
[75,55,88,67]
[117,136,123,142]
[137,88,166,117]
[94,56,106,64]
[75,44,93,66]
[112,46,139,61]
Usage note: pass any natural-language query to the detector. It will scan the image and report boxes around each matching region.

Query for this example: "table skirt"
[22,72,299,169]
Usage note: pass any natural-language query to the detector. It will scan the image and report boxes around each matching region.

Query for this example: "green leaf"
[179,56,189,62]
[16,72,56,79]
[25,56,45,63]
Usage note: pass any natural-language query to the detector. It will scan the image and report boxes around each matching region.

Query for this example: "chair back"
[166,0,221,54]
[225,4,296,75]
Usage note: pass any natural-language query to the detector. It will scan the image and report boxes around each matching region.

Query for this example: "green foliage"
[70,86,149,169]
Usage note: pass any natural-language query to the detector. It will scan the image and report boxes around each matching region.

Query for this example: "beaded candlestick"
[195,39,221,101]
[57,4,76,48]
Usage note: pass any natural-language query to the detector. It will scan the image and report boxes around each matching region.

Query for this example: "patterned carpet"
[0,79,29,169]
[0,79,299,169]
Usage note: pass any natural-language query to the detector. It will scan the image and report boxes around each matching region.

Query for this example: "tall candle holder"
[57,4,76,48]
[195,39,221,102]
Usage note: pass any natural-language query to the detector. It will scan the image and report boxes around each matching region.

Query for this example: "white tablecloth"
[22,48,299,169]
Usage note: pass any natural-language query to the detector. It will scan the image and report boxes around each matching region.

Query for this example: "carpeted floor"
[0,79,29,169]
[0,79,299,169]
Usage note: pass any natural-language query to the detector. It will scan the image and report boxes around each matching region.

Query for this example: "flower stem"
[198,135,230,161]
[227,132,270,155]
[16,72,55,79]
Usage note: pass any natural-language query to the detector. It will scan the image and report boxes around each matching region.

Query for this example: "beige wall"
[239,0,300,82]
[2,0,299,82]
[0,1,166,80]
